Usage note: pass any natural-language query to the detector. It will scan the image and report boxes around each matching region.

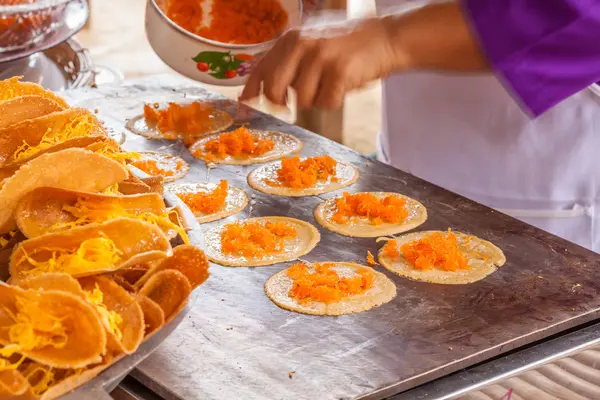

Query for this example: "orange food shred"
[196,126,275,161]
[220,220,296,258]
[267,155,338,189]
[143,102,214,135]
[287,263,375,304]
[165,0,288,44]
[132,159,174,177]
[333,192,408,225]
[367,251,379,266]
[176,180,229,214]
[400,229,470,272]
[381,240,400,259]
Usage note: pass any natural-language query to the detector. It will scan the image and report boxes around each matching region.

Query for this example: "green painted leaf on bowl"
[193,50,243,79]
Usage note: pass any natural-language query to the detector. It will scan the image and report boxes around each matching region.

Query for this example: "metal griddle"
[62,75,600,400]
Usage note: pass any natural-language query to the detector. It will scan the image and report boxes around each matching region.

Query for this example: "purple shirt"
[462,0,600,116]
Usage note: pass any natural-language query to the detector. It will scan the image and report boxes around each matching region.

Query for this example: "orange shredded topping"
[400,229,470,271]
[287,263,375,303]
[381,240,400,259]
[143,102,214,135]
[333,192,408,225]
[165,0,288,44]
[176,180,228,214]
[267,156,338,189]
[220,220,296,258]
[196,126,275,161]
[367,251,379,266]
[132,159,174,177]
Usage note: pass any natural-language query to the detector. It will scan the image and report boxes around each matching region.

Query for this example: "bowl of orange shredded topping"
[146,0,302,86]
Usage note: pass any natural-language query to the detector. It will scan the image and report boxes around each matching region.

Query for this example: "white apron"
[375,0,600,252]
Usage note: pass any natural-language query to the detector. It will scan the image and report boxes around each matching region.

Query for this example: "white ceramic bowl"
[145,0,302,87]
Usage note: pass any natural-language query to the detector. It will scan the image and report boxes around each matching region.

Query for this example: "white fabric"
[375,0,600,251]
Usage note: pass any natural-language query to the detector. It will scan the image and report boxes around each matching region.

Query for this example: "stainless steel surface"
[0,0,88,63]
[113,377,166,400]
[62,74,600,400]
[391,322,600,399]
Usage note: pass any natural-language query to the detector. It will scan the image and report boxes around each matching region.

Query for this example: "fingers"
[240,30,308,105]
[240,66,262,102]
[314,62,346,110]
[292,45,325,109]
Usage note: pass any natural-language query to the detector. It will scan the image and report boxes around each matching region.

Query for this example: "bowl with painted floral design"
[145,0,302,86]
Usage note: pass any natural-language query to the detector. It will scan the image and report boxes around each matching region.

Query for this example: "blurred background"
[76,0,380,155]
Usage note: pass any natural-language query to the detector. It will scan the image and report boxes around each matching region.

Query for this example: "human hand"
[240,18,401,110]
[303,0,320,12]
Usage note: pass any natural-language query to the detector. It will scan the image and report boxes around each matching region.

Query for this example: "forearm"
[383,1,488,73]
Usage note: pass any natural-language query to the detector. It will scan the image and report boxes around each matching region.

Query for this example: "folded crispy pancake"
[10,218,172,282]
[136,294,165,339]
[139,270,191,323]
[136,245,209,290]
[0,369,31,399]
[0,148,129,234]
[15,187,167,239]
[0,136,111,184]
[16,273,85,298]
[0,108,106,167]
[79,276,145,356]
[0,96,65,130]
[0,284,107,369]
[116,171,153,195]
[0,77,69,108]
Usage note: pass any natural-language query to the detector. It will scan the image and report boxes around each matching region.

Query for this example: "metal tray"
[61,291,198,399]
[63,74,600,400]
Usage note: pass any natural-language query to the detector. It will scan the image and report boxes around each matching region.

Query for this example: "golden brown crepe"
[0,284,106,369]
[0,108,106,167]
[0,95,65,130]
[0,77,69,108]
[136,294,165,339]
[136,245,210,290]
[14,187,169,239]
[0,148,129,234]
[139,270,191,323]
[10,218,172,282]
[79,276,145,355]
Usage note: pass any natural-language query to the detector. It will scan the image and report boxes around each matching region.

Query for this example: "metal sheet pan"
[63,74,600,400]
[61,291,198,399]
